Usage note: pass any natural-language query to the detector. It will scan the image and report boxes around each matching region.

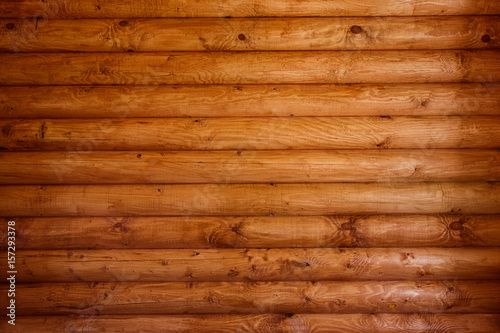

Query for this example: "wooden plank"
[1,150,499,184]
[1,0,499,18]
[1,183,499,217]
[3,314,500,333]
[3,280,498,315]
[2,117,500,151]
[2,16,499,52]
[3,215,499,250]
[6,248,499,283]
[2,83,499,118]
[0,50,499,85]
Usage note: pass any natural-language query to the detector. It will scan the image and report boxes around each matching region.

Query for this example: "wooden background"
[1,0,500,332]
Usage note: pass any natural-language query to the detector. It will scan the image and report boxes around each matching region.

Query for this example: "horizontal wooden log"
[1,150,499,184]
[1,0,499,18]
[1,183,499,217]
[3,280,498,315]
[3,314,500,333]
[2,117,500,151]
[5,248,499,283]
[2,16,499,52]
[1,50,499,85]
[2,215,499,249]
[2,83,500,118]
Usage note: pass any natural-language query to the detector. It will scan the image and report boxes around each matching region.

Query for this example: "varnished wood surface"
[2,314,499,333]
[6,248,499,282]
[1,150,499,184]
[1,183,499,217]
[1,0,499,327]
[3,280,498,315]
[2,117,500,151]
[1,50,499,85]
[2,83,499,118]
[3,215,499,250]
[1,0,499,18]
[2,16,499,52]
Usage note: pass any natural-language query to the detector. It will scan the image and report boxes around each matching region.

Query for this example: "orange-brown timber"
[1,150,499,184]
[2,314,499,333]
[5,248,500,283]
[3,280,498,315]
[2,117,500,151]
[0,183,499,217]
[1,0,499,18]
[2,215,499,250]
[0,50,499,85]
[1,16,499,52]
[2,84,499,118]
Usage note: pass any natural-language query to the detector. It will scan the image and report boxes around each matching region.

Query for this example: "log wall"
[1,0,499,332]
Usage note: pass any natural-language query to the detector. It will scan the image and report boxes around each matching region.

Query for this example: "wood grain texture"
[1,183,499,217]
[2,215,499,250]
[0,50,499,85]
[6,248,499,283]
[1,150,499,184]
[2,0,500,327]
[3,280,498,315]
[2,314,500,333]
[1,0,499,18]
[2,83,499,118]
[2,16,499,52]
[2,117,500,151]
